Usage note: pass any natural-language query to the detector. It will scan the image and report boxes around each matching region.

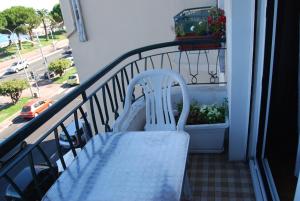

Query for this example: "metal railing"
[0,40,226,200]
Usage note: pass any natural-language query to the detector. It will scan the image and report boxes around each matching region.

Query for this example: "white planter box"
[185,119,228,153]
[171,85,228,153]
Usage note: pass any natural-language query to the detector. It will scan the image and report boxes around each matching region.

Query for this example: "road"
[0,48,70,81]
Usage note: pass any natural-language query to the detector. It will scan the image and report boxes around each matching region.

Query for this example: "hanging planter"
[176,34,221,51]
[174,7,226,51]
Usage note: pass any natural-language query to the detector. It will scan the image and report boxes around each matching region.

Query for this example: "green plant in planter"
[175,24,186,37]
[177,99,228,124]
[174,7,226,39]
[194,21,208,36]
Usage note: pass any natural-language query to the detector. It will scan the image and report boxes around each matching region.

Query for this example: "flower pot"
[176,35,221,51]
[171,85,228,153]
[185,119,228,153]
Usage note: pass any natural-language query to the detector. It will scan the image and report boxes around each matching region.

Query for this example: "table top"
[56,148,81,172]
[42,131,189,201]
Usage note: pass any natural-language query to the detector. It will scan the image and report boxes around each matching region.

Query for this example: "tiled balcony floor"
[187,153,256,201]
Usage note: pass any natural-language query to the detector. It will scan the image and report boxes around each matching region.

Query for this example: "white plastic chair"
[113,69,192,200]
[113,69,190,132]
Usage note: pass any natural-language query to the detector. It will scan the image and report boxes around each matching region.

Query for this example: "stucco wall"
[60,0,216,82]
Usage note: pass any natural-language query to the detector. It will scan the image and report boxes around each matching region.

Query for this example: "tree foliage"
[26,9,41,42]
[0,79,29,104]
[50,4,63,23]
[37,9,49,40]
[0,12,7,28]
[49,59,71,76]
[1,6,37,49]
[1,7,33,34]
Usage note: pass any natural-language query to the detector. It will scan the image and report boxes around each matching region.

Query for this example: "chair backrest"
[114,69,190,132]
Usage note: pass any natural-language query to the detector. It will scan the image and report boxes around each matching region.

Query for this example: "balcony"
[0,40,255,201]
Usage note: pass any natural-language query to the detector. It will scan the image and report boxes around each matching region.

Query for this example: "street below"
[0,47,69,81]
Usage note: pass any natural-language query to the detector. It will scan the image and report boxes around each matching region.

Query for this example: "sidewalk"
[0,39,69,71]
[0,80,72,133]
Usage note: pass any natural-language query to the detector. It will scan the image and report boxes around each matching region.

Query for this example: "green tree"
[0,12,7,28]
[50,4,63,23]
[0,79,29,104]
[49,59,71,76]
[1,6,33,49]
[0,12,10,45]
[37,9,49,40]
[26,9,41,45]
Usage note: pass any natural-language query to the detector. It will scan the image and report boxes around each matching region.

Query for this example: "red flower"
[219,15,226,23]
[207,16,212,24]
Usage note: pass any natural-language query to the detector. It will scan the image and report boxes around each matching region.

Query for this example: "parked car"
[63,55,74,66]
[5,165,58,201]
[20,99,53,119]
[44,71,58,79]
[6,59,29,73]
[67,73,80,86]
[59,119,86,149]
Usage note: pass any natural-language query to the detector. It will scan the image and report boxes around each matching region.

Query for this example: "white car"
[7,60,29,73]
[67,73,80,86]
[59,120,86,149]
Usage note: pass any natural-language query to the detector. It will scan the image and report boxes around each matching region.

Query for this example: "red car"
[20,99,53,119]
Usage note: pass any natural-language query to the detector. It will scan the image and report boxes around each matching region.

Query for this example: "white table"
[43,131,189,201]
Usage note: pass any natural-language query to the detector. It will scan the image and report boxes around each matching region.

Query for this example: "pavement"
[0,39,69,77]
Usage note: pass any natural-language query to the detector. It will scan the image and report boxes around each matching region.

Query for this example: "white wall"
[60,0,216,82]
[225,0,255,160]
[218,0,225,9]
[183,0,216,8]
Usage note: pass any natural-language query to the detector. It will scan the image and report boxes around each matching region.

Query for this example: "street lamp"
[0,26,34,97]
[34,32,50,79]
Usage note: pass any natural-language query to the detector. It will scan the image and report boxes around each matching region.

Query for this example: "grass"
[53,67,77,84]
[0,97,31,123]
[0,31,67,62]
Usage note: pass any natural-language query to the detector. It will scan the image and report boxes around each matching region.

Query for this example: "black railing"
[0,40,226,200]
